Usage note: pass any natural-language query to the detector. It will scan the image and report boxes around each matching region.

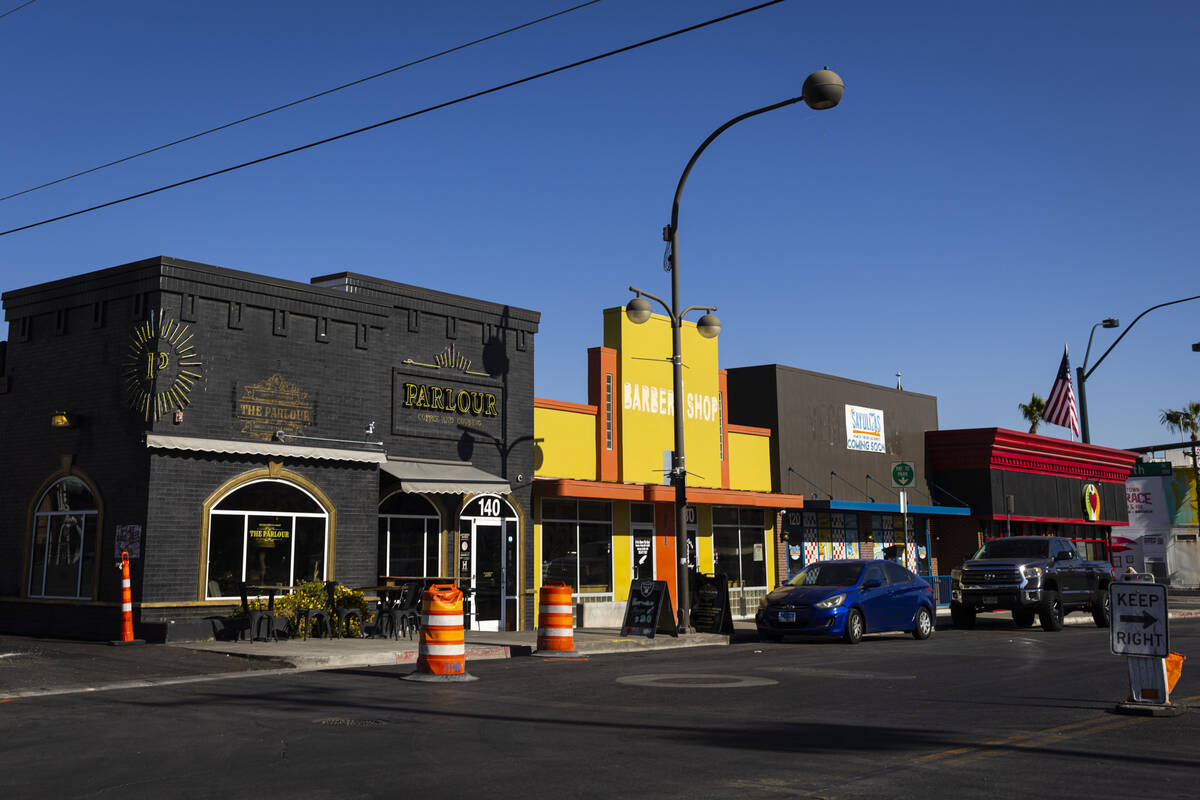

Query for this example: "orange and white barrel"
[404,584,477,683]
[535,582,577,657]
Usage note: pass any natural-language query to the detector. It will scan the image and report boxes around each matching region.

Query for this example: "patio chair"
[325,581,364,638]
[298,595,332,641]
[388,582,422,640]
[237,581,276,643]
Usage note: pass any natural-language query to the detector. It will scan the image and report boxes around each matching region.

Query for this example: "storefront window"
[28,477,99,599]
[206,480,328,599]
[541,499,613,596]
[713,507,766,588]
[871,513,914,568]
[378,493,441,579]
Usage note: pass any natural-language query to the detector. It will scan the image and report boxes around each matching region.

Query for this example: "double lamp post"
[624,69,844,633]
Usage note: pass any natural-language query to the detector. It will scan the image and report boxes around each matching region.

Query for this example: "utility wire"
[0,0,602,203]
[0,0,37,21]
[0,0,786,238]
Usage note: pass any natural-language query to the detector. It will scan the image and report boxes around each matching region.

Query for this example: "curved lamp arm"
[1085,294,1200,379]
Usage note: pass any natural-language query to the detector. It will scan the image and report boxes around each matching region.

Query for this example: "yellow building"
[533,308,803,624]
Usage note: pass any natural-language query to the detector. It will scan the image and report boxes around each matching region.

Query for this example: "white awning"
[146,433,387,463]
[381,457,510,495]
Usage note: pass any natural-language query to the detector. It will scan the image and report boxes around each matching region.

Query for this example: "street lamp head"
[1192,342,1200,352]
[802,68,844,110]
[1102,318,1119,328]
[696,312,722,339]
[625,296,652,325]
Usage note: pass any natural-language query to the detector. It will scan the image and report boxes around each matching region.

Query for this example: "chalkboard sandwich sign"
[690,573,734,635]
[620,580,677,638]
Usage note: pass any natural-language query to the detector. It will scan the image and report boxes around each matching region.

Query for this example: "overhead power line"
[0,0,787,239]
[0,0,37,21]
[0,0,603,203]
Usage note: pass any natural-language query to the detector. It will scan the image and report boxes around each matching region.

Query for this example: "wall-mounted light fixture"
[50,411,74,428]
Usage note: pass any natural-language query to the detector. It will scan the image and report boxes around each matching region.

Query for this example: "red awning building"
[926,428,1139,572]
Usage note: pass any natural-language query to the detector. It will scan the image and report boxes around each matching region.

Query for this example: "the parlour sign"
[236,374,315,441]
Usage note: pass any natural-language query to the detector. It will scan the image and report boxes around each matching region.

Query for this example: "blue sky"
[1,0,1197,450]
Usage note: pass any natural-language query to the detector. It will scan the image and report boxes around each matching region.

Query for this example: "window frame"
[540,499,614,599]
[378,492,442,579]
[27,475,101,600]
[204,478,330,600]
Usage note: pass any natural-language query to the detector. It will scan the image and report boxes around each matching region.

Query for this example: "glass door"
[460,494,519,631]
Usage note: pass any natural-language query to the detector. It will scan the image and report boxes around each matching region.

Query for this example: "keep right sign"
[1110,582,1169,658]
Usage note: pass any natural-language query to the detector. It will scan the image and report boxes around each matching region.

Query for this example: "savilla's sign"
[1110,581,1169,658]
[845,405,886,453]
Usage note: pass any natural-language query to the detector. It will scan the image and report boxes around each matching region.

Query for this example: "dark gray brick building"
[0,256,538,640]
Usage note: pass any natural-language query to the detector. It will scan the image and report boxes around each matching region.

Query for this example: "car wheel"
[912,606,933,640]
[843,609,864,644]
[950,601,975,629]
[1012,608,1036,628]
[1092,589,1112,628]
[1039,591,1065,632]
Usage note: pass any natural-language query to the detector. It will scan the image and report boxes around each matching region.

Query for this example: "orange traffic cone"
[108,551,143,646]
[534,582,578,657]
[403,584,477,682]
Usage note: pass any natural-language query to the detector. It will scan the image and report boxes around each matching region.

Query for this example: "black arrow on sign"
[1119,611,1158,629]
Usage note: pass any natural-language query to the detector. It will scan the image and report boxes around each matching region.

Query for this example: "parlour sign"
[393,346,502,441]
[236,374,315,442]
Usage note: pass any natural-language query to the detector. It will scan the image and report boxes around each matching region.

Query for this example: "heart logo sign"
[1083,483,1101,521]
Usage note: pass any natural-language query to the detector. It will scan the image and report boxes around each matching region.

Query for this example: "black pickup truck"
[949,536,1114,631]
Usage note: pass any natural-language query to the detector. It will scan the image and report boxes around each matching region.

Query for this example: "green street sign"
[891,461,916,489]
[1130,461,1173,477]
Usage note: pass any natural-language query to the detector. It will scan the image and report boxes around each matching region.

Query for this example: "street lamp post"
[1076,317,1119,445]
[1077,295,1200,444]
[626,69,844,633]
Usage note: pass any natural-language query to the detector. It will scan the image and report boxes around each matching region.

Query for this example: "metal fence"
[920,574,952,607]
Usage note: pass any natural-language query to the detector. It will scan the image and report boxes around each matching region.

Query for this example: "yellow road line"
[915,694,1200,766]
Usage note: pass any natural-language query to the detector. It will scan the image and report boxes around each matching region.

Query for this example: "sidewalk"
[177,626,734,671]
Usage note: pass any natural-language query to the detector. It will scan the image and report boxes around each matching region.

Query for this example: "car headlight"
[815,593,845,609]
[1021,565,1042,581]
[758,595,769,610]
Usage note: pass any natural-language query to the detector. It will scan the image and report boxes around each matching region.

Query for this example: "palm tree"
[1160,402,1200,526]
[1159,402,1200,443]
[1018,393,1046,434]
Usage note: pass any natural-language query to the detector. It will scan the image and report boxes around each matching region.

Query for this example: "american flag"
[1043,345,1079,438]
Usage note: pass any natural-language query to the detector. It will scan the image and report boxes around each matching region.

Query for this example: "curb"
[934,608,1200,627]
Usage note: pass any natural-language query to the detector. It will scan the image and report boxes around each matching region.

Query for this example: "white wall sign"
[845,405,886,453]
[1126,477,1169,527]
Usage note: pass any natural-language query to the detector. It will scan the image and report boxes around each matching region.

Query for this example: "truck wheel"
[950,601,975,629]
[843,609,864,644]
[1012,608,1035,628]
[1092,589,1112,628]
[912,606,933,640]
[1039,591,1065,632]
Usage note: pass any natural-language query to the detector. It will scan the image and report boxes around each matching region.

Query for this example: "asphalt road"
[2,619,1197,799]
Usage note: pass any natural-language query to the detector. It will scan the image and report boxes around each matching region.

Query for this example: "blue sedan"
[756,559,935,644]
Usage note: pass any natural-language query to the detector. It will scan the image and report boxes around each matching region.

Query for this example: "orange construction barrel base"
[534,647,579,657]
[106,639,145,646]
[402,671,479,683]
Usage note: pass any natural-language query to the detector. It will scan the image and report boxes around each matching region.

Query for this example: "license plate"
[778,611,796,623]
[982,596,997,605]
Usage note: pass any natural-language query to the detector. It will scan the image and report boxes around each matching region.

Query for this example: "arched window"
[206,479,329,599]
[29,476,99,599]
[378,493,441,579]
